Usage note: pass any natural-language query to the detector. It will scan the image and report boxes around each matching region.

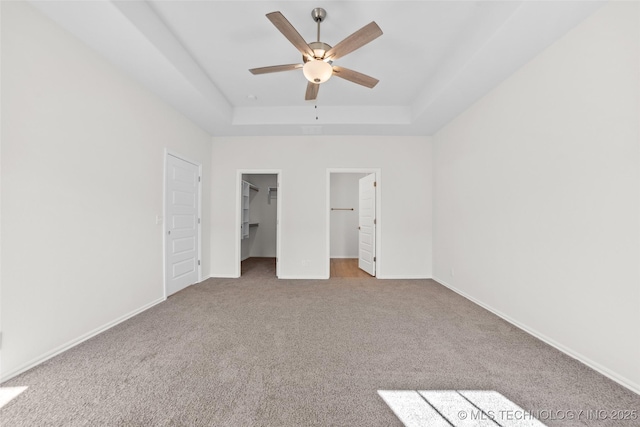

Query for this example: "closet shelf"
[249,222,259,227]
[268,186,277,204]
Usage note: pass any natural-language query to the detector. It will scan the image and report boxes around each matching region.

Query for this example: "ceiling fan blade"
[266,12,315,58]
[249,64,303,75]
[324,22,382,61]
[305,82,319,100]
[332,66,379,88]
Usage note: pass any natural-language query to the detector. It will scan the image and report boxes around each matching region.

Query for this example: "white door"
[165,154,200,296]
[358,174,376,276]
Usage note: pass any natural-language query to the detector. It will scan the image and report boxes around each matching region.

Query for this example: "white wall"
[211,136,432,279]
[0,2,212,381]
[433,1,640,393]
[330,173,366,258]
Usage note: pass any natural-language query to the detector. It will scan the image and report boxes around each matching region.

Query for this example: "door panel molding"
[164,150,202,297]
[358,173,376,276]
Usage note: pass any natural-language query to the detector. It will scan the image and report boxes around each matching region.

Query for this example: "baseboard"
[376,275,430,279]
[209,274,240,279]
[279,274,430,280]
[329,256,359,259]
[0,297,165,383]
[433,276,640,396]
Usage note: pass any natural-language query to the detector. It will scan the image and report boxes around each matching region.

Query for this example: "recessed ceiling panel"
[31,0,606,136]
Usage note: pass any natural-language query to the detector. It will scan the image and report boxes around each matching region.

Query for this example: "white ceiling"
[31,1,605,137]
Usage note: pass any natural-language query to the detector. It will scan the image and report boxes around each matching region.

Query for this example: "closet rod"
[331,208,354,211]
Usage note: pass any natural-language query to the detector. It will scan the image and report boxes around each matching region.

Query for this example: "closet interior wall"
[330,173,366,258]
[241,174,278,262]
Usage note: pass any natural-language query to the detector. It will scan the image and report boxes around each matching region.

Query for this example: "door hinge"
[198,260,201,266]
[198,218,201,224]
[373,181,377,187]
[374,257,376,262]
[198,176,201,182]
[374,219,377,225]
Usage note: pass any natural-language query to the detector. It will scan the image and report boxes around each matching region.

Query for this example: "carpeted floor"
[1,259,638,426]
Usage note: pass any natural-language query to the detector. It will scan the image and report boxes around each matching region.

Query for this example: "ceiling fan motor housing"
[304,41,333,62]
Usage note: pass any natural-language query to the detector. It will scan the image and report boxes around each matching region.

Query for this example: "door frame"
[163,149,202,299]
[326,168,381,279]
[235,169,282,278]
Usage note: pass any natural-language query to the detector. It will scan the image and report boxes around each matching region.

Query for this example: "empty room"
[1,1,638,426]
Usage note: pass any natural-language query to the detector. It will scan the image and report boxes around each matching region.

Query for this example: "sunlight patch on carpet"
[378,390,546,427]
[0,386,28,409]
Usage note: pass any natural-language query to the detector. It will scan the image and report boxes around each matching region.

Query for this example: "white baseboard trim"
[376,275,430,280]
[209,274,240,279]
[0,297,165,383]
[329,256,359,259]
[433,276,640,396]
[277,275,328,280]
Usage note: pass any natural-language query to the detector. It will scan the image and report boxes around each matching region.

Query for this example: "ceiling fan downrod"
[311,7,326,43]
[307,8,331,62]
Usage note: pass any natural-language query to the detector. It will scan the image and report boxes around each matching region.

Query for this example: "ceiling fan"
[249,8,383,101]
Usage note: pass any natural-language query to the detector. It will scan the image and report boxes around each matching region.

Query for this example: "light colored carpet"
[2,259,638,426]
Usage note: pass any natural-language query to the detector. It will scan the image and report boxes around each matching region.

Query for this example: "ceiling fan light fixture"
[250,9,382,99]
[303,59,333,84]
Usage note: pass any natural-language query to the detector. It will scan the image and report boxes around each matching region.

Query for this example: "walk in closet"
[240,174,278,275]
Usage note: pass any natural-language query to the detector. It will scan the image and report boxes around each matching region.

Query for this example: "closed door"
[358,173,376,276]
[165,154,200,296]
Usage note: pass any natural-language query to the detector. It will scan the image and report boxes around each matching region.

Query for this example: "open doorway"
[238,172,280,278]
[327,169,380,278]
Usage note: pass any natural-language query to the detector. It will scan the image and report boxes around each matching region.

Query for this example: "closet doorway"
[237,171,280,278]
[326,169,380,278]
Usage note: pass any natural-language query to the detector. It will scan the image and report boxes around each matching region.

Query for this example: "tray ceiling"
[30,1,604,136]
